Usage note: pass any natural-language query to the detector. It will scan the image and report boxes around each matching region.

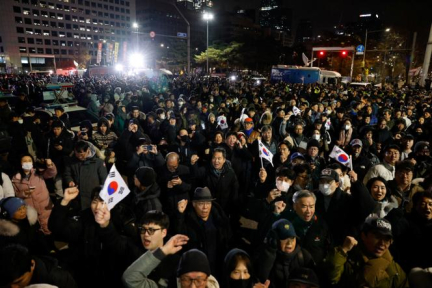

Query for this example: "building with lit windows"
[0,0,136,73]
[176,0,213,11]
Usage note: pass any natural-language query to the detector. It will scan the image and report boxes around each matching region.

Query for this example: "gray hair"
[292,190,316,204]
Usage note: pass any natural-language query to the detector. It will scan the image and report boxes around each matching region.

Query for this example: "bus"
[270,66,341,85]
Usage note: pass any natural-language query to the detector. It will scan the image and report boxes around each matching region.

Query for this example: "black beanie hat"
[135,167,156,187]
[177,249,211,277]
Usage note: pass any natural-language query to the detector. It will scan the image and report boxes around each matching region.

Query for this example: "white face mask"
[312,134,320,141]
[159,114,166,120]
[345,124,351,130]
[22,163,33,170]
[319,183,332,196]
[276,180,290,192]
[18,119,24,124]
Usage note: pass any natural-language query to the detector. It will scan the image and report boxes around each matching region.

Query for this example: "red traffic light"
[318,51,325,57]
[341,50,347,57]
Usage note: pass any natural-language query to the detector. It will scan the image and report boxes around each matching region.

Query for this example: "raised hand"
[178,199,188,214]
[160,234,189,255]
[274,200,286,214]
[341,236,358,254]
[94,201,110,228]
[61,187,79,206]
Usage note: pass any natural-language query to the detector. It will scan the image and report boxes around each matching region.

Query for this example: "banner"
[99,164,130,210]
[329,145,351,167]
[114,42,119,63]
[106,43,114,64]
[97,42,102,64]
[258,139,274,166]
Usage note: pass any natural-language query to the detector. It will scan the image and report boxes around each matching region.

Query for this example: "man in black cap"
[327,217,408,288]
[349,138,372,183]
[173,187,231,277]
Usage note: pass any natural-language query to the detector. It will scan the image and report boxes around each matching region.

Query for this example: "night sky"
[216,0,431,46]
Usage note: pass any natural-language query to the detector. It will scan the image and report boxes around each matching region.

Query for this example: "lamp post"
[362,28,390,81]
[203,12,214,75]
[132,22,139,50]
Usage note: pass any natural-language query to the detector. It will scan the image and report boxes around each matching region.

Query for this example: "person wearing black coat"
[190,147,239,214]
[63,141,107,210]
[157,152,192,216]
[48,187,125,288]
[349,139,372,182]
[256,219,315,288]
[0,244,77,288]
[172,187,232,278]
[314,168,376,245]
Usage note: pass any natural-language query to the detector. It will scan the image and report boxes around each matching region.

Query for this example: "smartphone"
[172,175,179,179]
[146,145,153,150]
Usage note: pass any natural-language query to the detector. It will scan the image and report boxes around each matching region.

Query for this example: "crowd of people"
[0,72,432,288]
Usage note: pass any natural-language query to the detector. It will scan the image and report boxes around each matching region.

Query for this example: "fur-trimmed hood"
[0,205,38,237]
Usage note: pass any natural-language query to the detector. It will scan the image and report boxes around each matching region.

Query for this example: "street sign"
[149,31,156,38]
[356,45,365,52]
[177,32,187,38]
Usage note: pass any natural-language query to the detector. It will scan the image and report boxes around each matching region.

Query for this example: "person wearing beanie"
[256,219,315,288]
[132,167,163,221]
[176,249,220,288]
[0,197,50,255]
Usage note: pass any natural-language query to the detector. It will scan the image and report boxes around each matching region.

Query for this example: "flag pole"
[260,156,264,168]
[349,155,353,170]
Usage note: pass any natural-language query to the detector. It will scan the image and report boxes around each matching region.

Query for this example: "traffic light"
[341,50,347,57]
[318,51,325,58]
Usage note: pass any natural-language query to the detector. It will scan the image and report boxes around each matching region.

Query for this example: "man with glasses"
[177,249,219,288]
[363,144,401,184]
[327,218,408,288]
[173,187,231,278]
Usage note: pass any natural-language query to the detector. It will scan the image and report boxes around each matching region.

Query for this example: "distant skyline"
[215,0,431,46]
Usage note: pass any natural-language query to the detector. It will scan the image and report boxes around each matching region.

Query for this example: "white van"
[321,70,342,85]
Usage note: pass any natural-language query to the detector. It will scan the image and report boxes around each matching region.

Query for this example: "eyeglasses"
[138,227,161,235]
[180,276,208,287]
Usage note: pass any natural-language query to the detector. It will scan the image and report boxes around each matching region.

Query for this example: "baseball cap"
[350,139,363,147]
[320,168,340,182]
[362,217,393,238]
[272,219,297,240]
[290,152,305,162]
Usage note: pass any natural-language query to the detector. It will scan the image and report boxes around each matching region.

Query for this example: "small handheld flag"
[258,139,274,167]
[100,164,130,210]
[293,106,301,116]
[329,145,351,167]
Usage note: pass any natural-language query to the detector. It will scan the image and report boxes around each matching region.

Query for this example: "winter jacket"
[12,165,57,234]
[63,146,107,210]
[190,162,239,212]
[29,255,78,288]
[132,184,163,222]
[172,202,232,276]
[93,131,118,150]
[326,246,408,288]
[257,244,315,288]
[0,205,50,255]
[315,182,376,245]
[0,172,14,199]
[352,152,372,182]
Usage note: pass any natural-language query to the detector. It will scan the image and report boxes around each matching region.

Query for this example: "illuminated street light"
[132,22,138,29]
[115,64,124,71]
[129,53,145,68]
[203,12,214,75]
[160,43,164,47]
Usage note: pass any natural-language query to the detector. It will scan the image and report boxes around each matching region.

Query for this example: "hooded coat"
[12,165,57,234]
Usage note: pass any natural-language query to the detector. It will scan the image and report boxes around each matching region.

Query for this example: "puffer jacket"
[326,246,408,288]
[12,165,57,234]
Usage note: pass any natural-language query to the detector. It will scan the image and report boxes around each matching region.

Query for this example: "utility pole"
[171,1,190,74]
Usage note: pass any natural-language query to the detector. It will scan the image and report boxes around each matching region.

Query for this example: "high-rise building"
[259,0,291,33]
[295,19,313,43]
[0,0,136,73]
[176,0,213,11]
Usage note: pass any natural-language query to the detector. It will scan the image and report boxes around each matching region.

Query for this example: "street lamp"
[362,27,390,81]
[203,12,214,75]
[132,22,139,50]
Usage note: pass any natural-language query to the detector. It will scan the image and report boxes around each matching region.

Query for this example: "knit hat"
[0,197,25,219]
[307,139,320,149]
[272,219,297,240]
[177,249,211,277]
[135,167,156,187]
